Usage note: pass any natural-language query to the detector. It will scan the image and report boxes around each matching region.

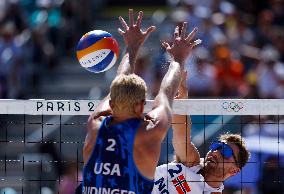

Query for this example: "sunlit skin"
[84,9,195,182]
[203,142,240,183]
[171,70,243,190]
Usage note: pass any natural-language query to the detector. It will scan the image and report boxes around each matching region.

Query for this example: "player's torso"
[82,116,154,194]
[152,163,223,194]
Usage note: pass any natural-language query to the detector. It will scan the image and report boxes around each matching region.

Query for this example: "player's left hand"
[118,9,156,52]
[162,22,201,68]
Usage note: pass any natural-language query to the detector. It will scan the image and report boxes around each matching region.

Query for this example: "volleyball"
[76,30,119,73]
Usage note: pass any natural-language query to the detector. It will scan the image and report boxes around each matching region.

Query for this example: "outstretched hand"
[162,22,201,68]
[118,9,156,52]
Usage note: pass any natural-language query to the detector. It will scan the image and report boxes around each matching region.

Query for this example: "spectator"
[0,21,23,98]
[213,44,247,97]
[187,47,217,97]
[256,45,281,98]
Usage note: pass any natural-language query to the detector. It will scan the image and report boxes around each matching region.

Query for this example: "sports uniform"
[152,162,224,194]
[82,116,154,194]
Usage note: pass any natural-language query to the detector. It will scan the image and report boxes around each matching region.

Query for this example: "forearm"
[116,53,133,75]
[172,69,189,139]
[172,101,192,162]
[172,116,199,167]
[172,109,192,157]
[116,9,155,75]
[172,115,191,142]
[116,47,139,75]
[158,61,181,105]
[171,68,199,166]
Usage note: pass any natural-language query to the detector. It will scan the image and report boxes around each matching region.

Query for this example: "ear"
[140,100,145,113]
[134,100,144,115]
[230,166,240,176]
[109,100,114,109]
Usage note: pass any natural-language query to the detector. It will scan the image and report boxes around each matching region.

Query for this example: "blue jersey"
[82,116,154,194]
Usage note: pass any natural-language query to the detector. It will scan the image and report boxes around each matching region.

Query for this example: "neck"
[112,112,142,123]
[200,167,224,189]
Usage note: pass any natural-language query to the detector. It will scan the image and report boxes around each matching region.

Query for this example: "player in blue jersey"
[77,9,200,194]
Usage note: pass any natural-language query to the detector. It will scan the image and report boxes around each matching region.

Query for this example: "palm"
[122,25,144,47]
[118,9,156,50]
[162,22,201,66]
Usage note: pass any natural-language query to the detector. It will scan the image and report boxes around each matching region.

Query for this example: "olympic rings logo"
[222,101,244,112]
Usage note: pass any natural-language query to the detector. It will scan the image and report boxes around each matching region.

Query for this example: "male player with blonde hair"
[152,71,251,193]
[77,9,201,194]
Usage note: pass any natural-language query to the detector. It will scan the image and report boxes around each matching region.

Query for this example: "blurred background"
[0,0,284,194]
[0,0,283,100]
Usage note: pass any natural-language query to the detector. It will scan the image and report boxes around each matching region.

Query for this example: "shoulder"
[87,109,112,128]
[154,162,202,182]
[154,163,178,179]
[156,163,172,170]
[155,162,187,175]
[87,114,106,133]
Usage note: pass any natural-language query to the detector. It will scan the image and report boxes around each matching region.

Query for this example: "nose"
[211,149,222,159]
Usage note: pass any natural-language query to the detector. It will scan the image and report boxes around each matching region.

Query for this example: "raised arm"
[89,9,156,120]
[148,22,200,139]
[172,71,200,167]
[117,9,155,75]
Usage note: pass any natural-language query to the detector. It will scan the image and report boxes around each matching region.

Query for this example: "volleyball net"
[1,99,284,194]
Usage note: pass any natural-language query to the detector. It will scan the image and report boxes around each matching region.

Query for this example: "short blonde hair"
[110,74,147,114]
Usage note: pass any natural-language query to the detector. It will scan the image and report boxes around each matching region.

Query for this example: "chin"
[206,161,225,174]
[205,161,216,170]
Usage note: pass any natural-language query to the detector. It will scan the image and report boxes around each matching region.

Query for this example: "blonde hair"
[110,74,147,114]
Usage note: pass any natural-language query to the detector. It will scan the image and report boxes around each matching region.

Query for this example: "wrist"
[174,56,185,65]
[126,45,140,55]
[127,46,140,63]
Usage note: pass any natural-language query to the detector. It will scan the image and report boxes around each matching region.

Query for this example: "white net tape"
[0,99,283,115]
[1,99,284,194]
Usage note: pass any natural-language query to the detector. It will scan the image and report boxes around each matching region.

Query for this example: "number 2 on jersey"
[106,139,116,151]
